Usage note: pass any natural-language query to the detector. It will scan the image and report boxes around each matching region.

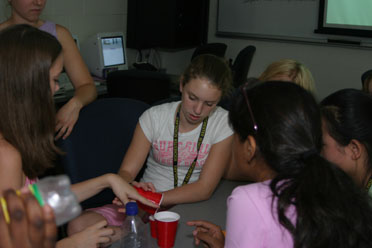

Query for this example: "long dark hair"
[229,82,372,247]
[321,89,372,180]
[0,24,62,178]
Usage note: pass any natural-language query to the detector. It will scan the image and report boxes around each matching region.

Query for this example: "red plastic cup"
[154,211,180,248]
[134,186,162,215]
[149,215,157,238]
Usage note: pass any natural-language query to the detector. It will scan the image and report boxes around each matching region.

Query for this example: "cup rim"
[154,211,180,222]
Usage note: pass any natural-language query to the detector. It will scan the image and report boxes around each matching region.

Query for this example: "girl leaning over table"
[0,24,157,248]
[68,54,234,242]
[189,82,372,248]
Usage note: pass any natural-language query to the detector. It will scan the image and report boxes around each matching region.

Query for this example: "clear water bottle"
[1,175,81,226]
[120,202,151,248]
[30,175,82,226]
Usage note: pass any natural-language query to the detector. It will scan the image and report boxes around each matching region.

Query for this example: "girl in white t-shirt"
[69,54,234,233]
[120,54,234,205]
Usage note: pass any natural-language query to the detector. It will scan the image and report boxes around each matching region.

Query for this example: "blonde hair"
[259,59,315,93]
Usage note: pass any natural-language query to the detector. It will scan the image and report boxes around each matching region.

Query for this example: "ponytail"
[230,82,372,247]
[271,153,372,248]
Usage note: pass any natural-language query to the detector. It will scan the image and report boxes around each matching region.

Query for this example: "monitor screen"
[72,34,80,50]
[101,36,125,67]
[323,0,372,31]
[317,0,372,38]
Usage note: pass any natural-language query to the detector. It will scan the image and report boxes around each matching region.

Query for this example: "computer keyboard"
[58,72,74,91]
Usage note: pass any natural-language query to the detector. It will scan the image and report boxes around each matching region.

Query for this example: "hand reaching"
[59,220,114,248]
[131,181,156,192]
[187,220,225,248]
[109,174,159,209]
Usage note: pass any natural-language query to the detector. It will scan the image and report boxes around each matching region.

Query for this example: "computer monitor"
[72,34,80,50]
[81,32,128,78]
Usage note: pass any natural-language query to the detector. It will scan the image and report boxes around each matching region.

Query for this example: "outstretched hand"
[187,220,225,248]
[60,220,114,248]
[109,175,159,210]
[131,181,156,192]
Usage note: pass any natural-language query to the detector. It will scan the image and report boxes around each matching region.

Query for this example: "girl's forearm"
[71,83,97,107]
[161,181,214,206]
[70,173,112,202]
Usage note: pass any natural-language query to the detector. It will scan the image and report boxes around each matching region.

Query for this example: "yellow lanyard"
[173,105,208,188]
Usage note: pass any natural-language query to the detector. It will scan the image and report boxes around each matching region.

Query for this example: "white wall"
[1,0,371,100]
[207,0,372,100]
[153,0,372,100]
[0,0,135,71]
[0,0,127,42]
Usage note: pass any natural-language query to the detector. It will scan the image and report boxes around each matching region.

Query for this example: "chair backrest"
[361,69,372,85]
[231,45,256,88]
[191,43,227,61]
[106,70,172,105]
[56,98,150,209]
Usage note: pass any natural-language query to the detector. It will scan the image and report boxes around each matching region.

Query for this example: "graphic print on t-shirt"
[152,140,210,167]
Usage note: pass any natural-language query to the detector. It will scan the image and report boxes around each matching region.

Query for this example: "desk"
[110,179,246,248]
[54,82,108,104]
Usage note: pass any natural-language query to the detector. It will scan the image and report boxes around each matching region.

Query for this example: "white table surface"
[110,179,246,248]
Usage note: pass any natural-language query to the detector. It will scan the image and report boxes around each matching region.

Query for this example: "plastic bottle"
[31,175,82,226]
[120,202,152,248]
[1,175,81,226]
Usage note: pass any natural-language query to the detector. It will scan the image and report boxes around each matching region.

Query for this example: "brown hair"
[0,24,62,178]
[181,54,232,98]
[259,59,316,93]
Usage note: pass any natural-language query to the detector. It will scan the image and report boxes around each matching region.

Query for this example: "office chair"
[106,70,172,105]
[361,69,372,85]
[231,45,256,88]
[56,98,149,209]
[191,43,227,61]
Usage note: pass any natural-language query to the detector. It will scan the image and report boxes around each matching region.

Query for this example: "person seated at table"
[0,24,157,248]
[0,0,97,140]
[321,88,372,197]
[223,60,315,180]
[0,188,57,248]
[258,59,316,93]
[188,82,372,247]
[67,54,234,235]
[361,69,372,94]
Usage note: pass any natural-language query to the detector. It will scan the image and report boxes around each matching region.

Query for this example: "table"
[110,179,246,247]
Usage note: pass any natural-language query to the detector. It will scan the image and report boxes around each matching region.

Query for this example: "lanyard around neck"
[173,104,208,188]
